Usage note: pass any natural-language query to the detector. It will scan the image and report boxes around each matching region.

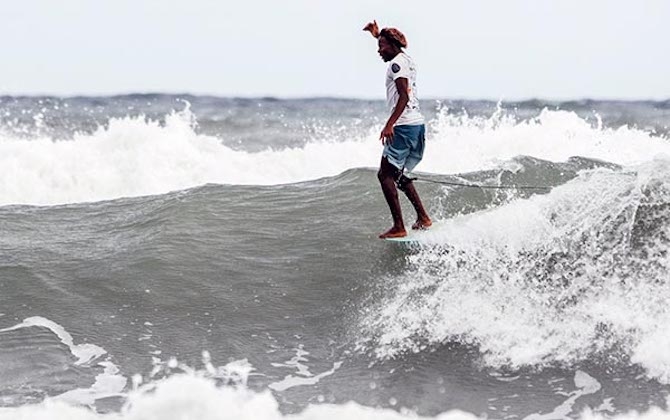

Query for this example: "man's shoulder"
[391,54,416,69]
[397,53,414,64]
[388,53,409,73]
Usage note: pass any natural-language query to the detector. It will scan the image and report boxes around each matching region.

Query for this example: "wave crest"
[1,106,668,206]
[358,159,670,384]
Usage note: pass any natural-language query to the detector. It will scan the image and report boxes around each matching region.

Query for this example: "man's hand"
[380,123,394,144]
[363,20,380,38]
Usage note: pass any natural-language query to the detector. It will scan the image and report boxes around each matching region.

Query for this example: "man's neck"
[388,50,402,61]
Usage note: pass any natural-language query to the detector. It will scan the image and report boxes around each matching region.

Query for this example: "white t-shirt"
[385,52,424,126]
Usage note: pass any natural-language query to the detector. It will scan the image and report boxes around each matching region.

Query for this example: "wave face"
[1,95,670,419]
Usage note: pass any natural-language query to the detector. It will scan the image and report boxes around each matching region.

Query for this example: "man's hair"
[379,28,408,49]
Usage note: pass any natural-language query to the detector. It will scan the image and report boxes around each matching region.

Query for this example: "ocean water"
[1,95,670,419]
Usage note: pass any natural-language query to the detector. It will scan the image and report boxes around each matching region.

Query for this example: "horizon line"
[1,91,669,103]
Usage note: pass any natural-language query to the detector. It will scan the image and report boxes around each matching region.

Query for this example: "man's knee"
[378,163,400,183]
[396,174,414,192]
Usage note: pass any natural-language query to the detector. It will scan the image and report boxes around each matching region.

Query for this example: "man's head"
[377,28,407,62]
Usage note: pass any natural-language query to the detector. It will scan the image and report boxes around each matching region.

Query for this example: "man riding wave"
[363,20,432,239]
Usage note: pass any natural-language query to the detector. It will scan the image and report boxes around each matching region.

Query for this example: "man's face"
[377,37,395,62]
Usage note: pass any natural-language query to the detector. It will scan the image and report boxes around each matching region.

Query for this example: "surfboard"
[382,222,443,243]
[383,234,422,243]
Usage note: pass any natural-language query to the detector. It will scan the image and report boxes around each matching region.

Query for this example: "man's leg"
[377,157,406,238]
[399,126,432,230]
[397,175,432,230]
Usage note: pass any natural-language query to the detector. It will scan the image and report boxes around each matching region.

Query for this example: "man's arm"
[380,77,410,144]
[363,20,380,38]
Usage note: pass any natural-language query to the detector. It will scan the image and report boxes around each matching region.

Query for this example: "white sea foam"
[525,371,601,420]
[360,158,670,383]
[0,317,127,405]
[1,107,669,206]
[0,371,667,420]
[582,406,670,420]
[268,346,343,392]
[0,373,478,420]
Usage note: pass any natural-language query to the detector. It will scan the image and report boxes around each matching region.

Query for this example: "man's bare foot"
[379,226,407,239]
[411,217,432,230]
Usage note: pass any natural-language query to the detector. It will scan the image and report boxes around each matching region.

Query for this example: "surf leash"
[412,176,552,191]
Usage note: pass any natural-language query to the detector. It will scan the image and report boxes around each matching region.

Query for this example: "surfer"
[363,20,432,239]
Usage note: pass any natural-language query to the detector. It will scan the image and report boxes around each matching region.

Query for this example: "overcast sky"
[1,0,668,100]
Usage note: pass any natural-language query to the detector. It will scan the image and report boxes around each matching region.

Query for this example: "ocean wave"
[0,106,668,206]
[358,158,670,383]
[0,317,666,419]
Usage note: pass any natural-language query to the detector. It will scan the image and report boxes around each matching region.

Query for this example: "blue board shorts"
[383,124,426,172]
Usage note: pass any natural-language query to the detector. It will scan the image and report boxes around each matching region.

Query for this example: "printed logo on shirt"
[391,63,400,73]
